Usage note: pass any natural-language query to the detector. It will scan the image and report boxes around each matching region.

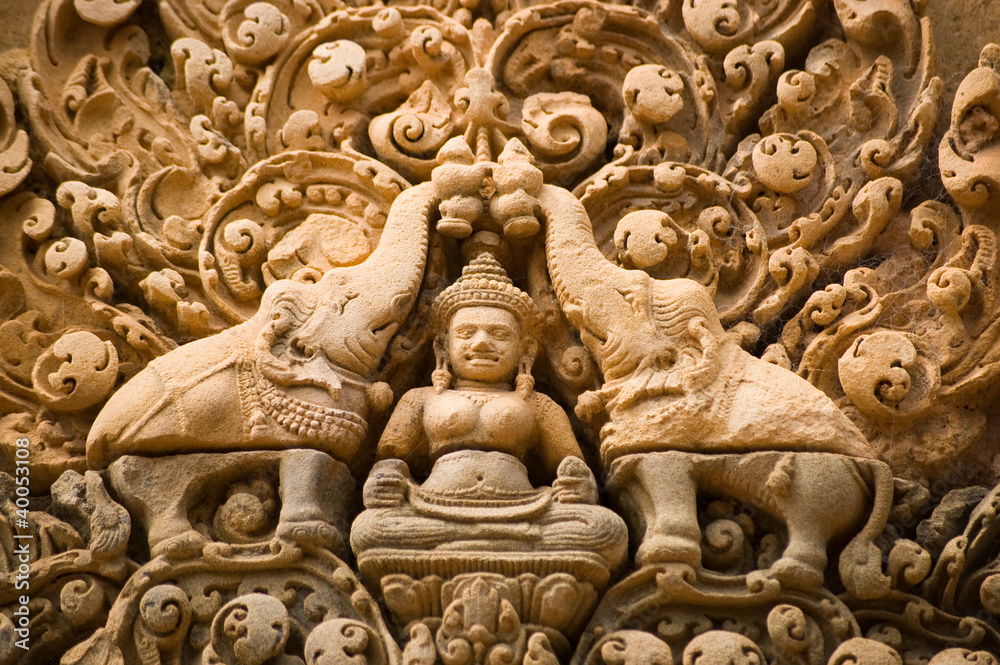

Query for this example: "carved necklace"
[248,362,368,443]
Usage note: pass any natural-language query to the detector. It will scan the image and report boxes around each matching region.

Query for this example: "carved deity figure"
[351,254,627,581]
[537,186,892,593]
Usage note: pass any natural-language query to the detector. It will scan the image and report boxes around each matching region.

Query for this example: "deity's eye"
[491,329,512,341]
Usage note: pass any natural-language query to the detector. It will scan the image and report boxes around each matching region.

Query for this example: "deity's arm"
[533,393,586,479]
[375,387,431,474]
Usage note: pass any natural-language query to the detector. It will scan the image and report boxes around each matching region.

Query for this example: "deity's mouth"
[464,353,499,363]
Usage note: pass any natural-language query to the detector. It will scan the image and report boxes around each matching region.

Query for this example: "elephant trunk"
[348,182,437,307]
[324,182,438,377]
[537,184,640,357]
[538,184,629,307]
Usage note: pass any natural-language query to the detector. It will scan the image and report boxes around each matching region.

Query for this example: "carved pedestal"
[385,572,596,665]
[63,545,398,665]
[574,564,863,665]
[56,451,395,665]
[352,454,628,665]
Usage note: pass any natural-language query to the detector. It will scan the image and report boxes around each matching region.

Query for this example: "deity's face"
[447,306,522,384]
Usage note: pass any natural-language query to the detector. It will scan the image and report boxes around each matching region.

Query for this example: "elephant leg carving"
[710,453,870,591]
[276,449,355,557]
[614,452,876,593]
[611,452,702,569]
[109,455,209,560]
[767,529,830,590]
[769,454,868,590]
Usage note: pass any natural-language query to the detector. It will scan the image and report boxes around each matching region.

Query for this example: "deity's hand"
[362,459,412,509]
[552,457,599,504]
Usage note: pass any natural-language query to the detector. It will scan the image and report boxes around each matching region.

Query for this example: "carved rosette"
[3,0,1000,663]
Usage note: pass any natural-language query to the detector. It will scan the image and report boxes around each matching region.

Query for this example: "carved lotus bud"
[305,619,389,665]
[827,638,902,665]
[614,210,676,269]
[210,594,290,665]
[751,134,818,194]
[598,631,673,665]
[776,71,817,115]
[682,630,764,665]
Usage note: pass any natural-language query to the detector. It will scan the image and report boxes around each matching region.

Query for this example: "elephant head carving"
[87,182,439,469]
[536,185,873,465]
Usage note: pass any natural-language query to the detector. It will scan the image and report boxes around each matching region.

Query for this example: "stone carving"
[60,544,398,665]
[85,175,436,469]
[0,470,133,662]
[541,182,892,593]
[352,253,625,574]
[352,253,627,660]
[108,449,355,558]
[3,0,1000,663]
[771,42,1000,486]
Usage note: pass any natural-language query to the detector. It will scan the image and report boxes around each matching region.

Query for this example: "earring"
[432,336,451,392]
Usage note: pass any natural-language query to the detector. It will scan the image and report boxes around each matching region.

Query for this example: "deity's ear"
[521,336,538,365]
[433,332,448,364]
[432,332,452,392]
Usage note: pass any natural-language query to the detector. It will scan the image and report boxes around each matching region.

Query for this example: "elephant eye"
[289,337,312,358]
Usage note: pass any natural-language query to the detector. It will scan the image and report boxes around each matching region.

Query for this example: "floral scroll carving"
[4,0,1000,663]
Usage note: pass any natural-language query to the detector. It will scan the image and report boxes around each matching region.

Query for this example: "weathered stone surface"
[4,0,1000,662]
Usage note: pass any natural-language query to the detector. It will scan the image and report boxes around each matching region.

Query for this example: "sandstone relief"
[3,0,1000,663]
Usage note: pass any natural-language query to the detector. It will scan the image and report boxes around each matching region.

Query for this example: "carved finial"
[497,138,534,166]
[460,252,513,283]
[981,43,1000,71]
[437,136,476,166]
[433,137,487,238]
[455,68,515,162]
[309,40,368,102]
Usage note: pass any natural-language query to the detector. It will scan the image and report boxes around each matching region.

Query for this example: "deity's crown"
[432,253,541,337]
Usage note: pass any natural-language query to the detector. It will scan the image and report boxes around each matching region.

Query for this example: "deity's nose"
[470,331,492,349]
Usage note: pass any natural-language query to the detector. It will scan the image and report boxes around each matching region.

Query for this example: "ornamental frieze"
[2,0,1000,663]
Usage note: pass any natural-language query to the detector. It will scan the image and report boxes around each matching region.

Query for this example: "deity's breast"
[423,390,536,460]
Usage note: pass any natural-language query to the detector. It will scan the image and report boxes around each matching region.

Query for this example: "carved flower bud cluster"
[433,137,488,238]
[490,139,543,239]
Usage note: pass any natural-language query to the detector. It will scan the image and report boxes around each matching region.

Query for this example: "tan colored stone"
[352,254,627,660]
[4,0,1000,661]
[86,180,436,469]
[109,448,354,559]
